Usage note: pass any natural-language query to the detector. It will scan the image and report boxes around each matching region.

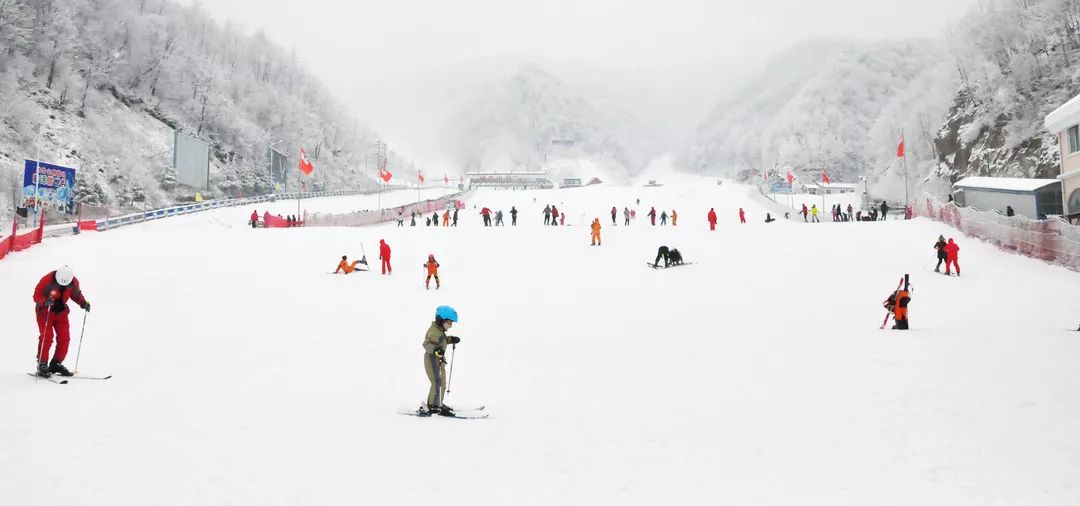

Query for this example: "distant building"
[561,178,582,188]
[800,182,856,195]
[952,177,1062,219]
[1045,94,1080,220]
[585,177,603,186]
[465,171,553,190]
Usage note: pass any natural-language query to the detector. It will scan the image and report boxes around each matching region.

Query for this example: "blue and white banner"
[23,159,77,214]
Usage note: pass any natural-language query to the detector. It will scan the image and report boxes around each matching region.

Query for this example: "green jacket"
[423,321,447,355]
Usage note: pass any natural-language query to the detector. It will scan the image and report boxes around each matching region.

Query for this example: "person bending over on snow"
[423,254,441,289]
[669,248,684,266]
[933,235,947,273]
[33,265,90,378]
[423,306,462,416]
[654,246,671,268]
[335,255,366,274]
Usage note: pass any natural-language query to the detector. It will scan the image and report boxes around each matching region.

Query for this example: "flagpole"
[901,129,909,210]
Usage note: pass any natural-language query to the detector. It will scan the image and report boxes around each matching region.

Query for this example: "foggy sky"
[184,0,976,170]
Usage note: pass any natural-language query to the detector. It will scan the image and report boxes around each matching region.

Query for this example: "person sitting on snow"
[335,255,366,274]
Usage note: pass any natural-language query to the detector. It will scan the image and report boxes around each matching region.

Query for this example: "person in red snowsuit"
[648,207,657,226]
[379,239,392,275]
[707,208,717,231]
[550,206,559,227]
[33,266,89,377]
[944,238,960,276]
[739,208,746,224]
[610,206,617,225]
[480,207,492,226]
[250,210,258,228]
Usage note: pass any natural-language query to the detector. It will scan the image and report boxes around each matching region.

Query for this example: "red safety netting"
[911,194,1080,270]
[0,214,46,261]
[303,198,465,227]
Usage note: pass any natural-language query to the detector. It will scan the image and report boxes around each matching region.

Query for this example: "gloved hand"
[41,297,55,312]
[447,336,461,344]
[434,349,446,364]
[80,301,91,312]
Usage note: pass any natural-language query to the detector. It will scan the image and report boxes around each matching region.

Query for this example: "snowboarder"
[543,205,551,225]
[423,254,441,289]
[379,239,392,275]
[422,306,462,416]
[707,208,717,231]
[510,206,518,226]
[880,201,889,221]
[335,255,366,274]
[810,205,820,223]
[739,208,746,224]
[33,266,90,377]
[933,235,947,272]
[624,207,631,226]
[648,207,657,226]
[671,210,678,226]
[944,238,960,276]
[611,206,618,226]
[250,210,259,228]
[660,211,668,226]
[591,218,602,246]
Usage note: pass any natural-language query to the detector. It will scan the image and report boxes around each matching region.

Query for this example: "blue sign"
[23,160,77,214]
[770,182,793,194]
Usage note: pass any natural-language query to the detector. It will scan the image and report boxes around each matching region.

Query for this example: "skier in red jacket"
[249,210,258,228]
[32,266,90,377]
[944,238,960,276]
[739,208,746,224]
[379,239,392,275]
[648,207,657,226]
[707,208,717,231]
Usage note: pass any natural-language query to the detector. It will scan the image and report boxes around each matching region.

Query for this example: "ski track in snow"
[1,176,1079,505]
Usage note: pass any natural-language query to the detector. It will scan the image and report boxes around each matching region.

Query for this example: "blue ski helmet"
[435,305,458,322]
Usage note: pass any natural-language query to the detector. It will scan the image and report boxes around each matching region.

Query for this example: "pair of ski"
[399,404,488,419]
[646,262,692,269]
[26,373,112,385]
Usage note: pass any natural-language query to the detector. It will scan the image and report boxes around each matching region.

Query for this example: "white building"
[952,177,1062,219]
[800,182,857,195]
[1045,93,1080,219]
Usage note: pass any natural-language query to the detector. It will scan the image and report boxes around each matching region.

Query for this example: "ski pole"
[35,308,52,380]
[73,311,89,373]
[445,343,456,396]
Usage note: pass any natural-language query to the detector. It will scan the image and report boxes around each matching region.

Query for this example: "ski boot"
[49,360,74,377]
[435,405,456,417]
[36,361,51,378]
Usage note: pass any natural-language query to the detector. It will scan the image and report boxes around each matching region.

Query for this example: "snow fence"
[303,192,468,227]
[0,214,45,261]
[912,194,1080,270]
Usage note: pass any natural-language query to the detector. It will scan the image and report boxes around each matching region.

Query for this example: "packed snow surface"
[2,175,1079,505]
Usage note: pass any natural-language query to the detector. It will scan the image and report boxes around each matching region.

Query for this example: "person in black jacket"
[880,201,889,220]
[933,235,947,273]
[510,206,518,226]
[669,249,684,266]
[653,246,670,268]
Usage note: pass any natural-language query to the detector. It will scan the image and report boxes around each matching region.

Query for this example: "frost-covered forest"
[449,65,664,183]
[0,0,384,222]
[685,0,1080,202]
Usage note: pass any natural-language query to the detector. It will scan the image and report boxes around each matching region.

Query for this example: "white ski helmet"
[55,265,75,286]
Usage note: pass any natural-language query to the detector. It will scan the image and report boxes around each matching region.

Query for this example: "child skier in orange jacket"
[424,254,441,290]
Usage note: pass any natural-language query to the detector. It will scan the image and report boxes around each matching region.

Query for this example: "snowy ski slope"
[2,174,1079,505]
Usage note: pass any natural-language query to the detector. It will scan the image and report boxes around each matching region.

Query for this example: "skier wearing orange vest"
[591,218,602,246]
[423,254,441,290]
[335,255,365,274]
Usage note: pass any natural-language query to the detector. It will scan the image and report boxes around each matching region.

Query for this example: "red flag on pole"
[786,172,794,185]
[379,163,392,183]
[897,134,905,158]
[417,170,425,184]
[298,147,314,175]
[822,169,830,184]
[444,174,449,185]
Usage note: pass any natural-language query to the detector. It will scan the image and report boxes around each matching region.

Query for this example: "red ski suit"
[707,209,717,230]
[33,271,88,363]
[379,240,392,274]
[944,239,960,275]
